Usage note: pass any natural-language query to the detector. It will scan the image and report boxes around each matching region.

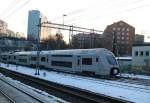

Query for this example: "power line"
[0,0,21,19]
[70,2,150,25]
[3,0,31,20]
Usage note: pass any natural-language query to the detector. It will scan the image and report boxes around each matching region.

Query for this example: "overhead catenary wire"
[70,1,150,25]
[0,0,21,19]
[3,0,31,20]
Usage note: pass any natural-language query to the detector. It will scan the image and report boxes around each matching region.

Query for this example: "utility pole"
[113,31,118,56]
[35,18,41,75]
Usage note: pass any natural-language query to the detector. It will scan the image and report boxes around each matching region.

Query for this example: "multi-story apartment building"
[103,20,135,56]
[72,33,103,49]
[27,10,51,41]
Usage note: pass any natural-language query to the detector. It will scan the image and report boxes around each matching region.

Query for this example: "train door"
[77,56,81,72]
[80,55,96,72]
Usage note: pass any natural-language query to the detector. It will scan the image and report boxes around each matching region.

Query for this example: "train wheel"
[110,68,119,76]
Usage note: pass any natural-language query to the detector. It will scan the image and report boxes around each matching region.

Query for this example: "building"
[103,20,135,56]
[132,43,150,67]
[71,33,103,49]
[134,34,144,43]
[27,10,51,41]
[0,20,15,38]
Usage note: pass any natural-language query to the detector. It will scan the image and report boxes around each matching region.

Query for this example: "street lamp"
[63,14,67,25]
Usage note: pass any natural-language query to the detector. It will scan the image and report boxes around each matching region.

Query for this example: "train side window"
[78,59,80,65]
[96,57,98,62]
[41,57,46,62]
[31,57,37,61]
[82,58,92,65]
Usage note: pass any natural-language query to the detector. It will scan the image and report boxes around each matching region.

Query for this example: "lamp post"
[63,14,67,25]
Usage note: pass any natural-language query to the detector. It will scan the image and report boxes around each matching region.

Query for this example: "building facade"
[27,10,51,41]
[134,34,144,44]
[0,20,15,38]
[103,20,135,56]
[132,43,150,67]
[71,33,103,49]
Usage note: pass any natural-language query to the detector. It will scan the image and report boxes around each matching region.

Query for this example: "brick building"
[103,21,135,56]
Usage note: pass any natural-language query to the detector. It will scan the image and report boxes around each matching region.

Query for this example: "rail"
[0,89,16,103]
[0,77,44,103]
[0,67,133,103]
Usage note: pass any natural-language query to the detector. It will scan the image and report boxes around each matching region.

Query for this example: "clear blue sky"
[0,0,150,42]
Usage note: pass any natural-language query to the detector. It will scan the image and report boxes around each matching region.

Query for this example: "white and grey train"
[0,48,120,76]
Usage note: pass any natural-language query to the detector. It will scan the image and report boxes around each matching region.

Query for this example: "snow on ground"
[0,70,68,103]
[0,63,150,103]
[121,73,150,80]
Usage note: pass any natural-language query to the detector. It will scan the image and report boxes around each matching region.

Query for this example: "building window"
[117,27,120,31]
[135,51,138,56]
[122,28,125,31]
[82,58,92,65]
[122,32,125,35]
[121,37,124,40]
[127,28,129,31]
[117,36,120,39]
[113,27,116,30]
[140,51,143,56]
[146,51,149,56]
[117,32,120,35]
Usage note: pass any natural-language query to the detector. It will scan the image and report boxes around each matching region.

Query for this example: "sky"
[0,0,150,42]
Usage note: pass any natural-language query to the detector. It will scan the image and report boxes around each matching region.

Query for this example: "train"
[0,48,120,76]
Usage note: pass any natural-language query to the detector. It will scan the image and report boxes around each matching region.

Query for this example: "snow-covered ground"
[0,72,68,103]
[0,63,150,103]
[121,73,150,80]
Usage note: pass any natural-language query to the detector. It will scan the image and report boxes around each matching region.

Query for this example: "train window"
[82,58,92,65]
[52,55,72,57]
[19,59,27,63]
[96,58,98,62]
[78,59,80,65]
[106,55,118,65]
[41,57,46,62]
[51,61,72,68]
[31,57,37,61]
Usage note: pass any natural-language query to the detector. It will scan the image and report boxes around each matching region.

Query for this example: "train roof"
[1,48,113,56]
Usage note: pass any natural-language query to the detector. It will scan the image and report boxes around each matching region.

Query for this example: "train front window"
[82,58,92,65]
[106,55,118,65]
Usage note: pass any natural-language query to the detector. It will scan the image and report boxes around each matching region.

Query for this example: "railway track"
[0,89,15,103]
[0,67,132,103]
[0,77,45,103]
